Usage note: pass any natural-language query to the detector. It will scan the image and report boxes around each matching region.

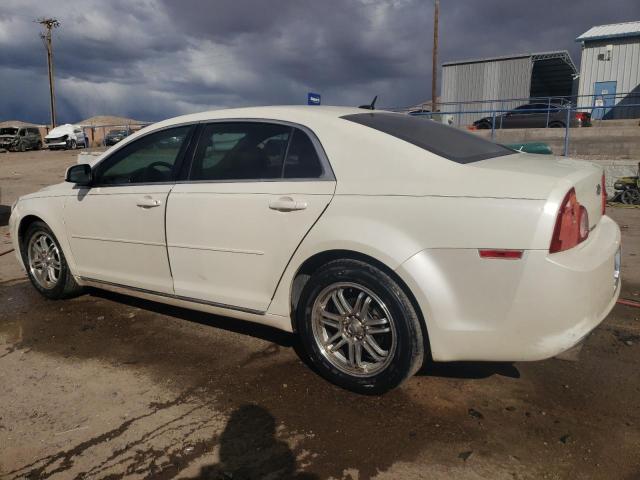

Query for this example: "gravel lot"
[1,150,639,479]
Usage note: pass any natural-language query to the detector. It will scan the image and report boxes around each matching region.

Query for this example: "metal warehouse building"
[576,21,640,119]
[440,51,578,125]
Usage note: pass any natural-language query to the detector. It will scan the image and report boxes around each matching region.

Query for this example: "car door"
[64,124,195,293]
[501,104,532,128]
[166,121,335,313]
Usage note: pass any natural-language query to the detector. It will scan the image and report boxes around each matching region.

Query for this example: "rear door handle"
[269,196,307,212]
[136,196,162,208]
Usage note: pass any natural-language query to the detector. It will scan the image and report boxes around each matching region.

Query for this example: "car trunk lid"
[472,153,604,225]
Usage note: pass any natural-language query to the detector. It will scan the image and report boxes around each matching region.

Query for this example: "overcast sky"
[1,0,639,124]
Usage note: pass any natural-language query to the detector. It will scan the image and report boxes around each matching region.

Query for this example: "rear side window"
[189,122,326,181]
[342,112,513,164]
[284,129,323,178]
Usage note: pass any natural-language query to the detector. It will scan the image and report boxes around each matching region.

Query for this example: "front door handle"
[269,196,307,212]
[136,196,162,208]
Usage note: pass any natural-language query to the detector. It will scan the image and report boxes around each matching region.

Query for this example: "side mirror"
[65,164,92,186]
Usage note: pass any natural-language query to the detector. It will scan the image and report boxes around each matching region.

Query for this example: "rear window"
[342,112,514,164]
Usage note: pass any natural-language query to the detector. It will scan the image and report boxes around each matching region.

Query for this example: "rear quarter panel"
[267,194,550,318]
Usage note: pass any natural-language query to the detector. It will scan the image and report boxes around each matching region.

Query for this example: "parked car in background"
[103,129,130,146]
[45,124,87,150]
[10,106,620,394]
[474,103,592,129]
[0,126,42,152]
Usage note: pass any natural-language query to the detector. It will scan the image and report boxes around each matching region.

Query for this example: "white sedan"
[9,106,621,393]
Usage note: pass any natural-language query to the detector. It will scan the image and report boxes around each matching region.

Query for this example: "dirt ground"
[1,150,639,480]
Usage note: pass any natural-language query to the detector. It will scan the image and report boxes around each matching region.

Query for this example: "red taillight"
[575,112,590,122]
[479,249,523,260]
[601,173,606,215]
[549,188,589,253]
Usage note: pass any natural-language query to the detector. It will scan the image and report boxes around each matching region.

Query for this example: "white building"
[576,21,640,119]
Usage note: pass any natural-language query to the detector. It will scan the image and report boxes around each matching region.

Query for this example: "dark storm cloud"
[1,0,639,124]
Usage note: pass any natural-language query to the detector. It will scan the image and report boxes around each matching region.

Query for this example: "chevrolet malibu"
[9,106,621,394]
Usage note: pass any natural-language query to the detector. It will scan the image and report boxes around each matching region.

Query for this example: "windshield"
[0,128,18,135]
[342,112,514,164]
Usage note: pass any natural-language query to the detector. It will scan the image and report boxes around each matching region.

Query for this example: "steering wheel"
[143,161,173,182]
[146,161,173,172]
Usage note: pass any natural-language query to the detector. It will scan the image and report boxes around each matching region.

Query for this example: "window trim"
[90,123,197,187]
[183,118,335,183]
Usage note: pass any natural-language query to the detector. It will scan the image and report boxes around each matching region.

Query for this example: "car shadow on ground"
[90,288,520,381]
[88,288,296,348]
[418,361,520,379]
[0,205,10,227]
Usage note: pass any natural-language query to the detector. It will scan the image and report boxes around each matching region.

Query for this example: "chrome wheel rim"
[311,282,397,377]
[27,232,61,289]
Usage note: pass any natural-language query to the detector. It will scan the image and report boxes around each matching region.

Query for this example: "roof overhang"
[443,50,577,74]
[576,21,640,43]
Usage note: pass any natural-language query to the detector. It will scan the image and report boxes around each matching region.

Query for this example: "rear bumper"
[397,215,621,362]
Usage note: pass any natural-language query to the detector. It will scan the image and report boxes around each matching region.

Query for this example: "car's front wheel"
[22,221,83,299]
[296,259,425,394]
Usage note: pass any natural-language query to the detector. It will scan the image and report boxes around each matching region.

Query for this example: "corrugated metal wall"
[441,57,533,125]
[577,38,640,118]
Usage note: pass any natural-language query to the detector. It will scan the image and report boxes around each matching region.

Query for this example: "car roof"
[150,105,367,130]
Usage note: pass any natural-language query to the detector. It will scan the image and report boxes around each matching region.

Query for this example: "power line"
[37,17,60,128]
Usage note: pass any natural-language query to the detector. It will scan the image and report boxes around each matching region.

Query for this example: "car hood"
[45,125,75,139]
[19,182,75,201]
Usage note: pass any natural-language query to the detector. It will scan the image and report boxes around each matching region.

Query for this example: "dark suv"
[0,126,43,152]
[103,129,130,146]
[473,103,591,129]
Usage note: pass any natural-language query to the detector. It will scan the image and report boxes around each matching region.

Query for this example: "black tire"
[296,259,425,394]
[621,189,640,205]
[35,141,42,150]
[476,121,492,130]
[19,142,26,152]
[549,121,565,128]
[69,139,77,150]
[21,221,84,300]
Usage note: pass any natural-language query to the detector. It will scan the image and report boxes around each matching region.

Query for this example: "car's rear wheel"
[549,121,565,128]
[296,259,424,394]
[22,221,84,299]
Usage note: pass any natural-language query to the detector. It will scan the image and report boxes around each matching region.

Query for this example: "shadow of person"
[190,404,319,480]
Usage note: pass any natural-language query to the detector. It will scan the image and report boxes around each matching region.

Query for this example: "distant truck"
[0,126,43,152]
[45,124,88,150]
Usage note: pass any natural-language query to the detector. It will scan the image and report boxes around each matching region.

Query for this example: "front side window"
[94,125,191,185]
[189,122,325,181]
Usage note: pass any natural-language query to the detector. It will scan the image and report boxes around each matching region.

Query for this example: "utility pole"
[431,0,439,113]
[38,18,60,128]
